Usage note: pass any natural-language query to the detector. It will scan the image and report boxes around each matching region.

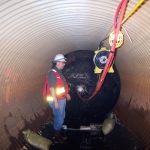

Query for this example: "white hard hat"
[53,54,66,63]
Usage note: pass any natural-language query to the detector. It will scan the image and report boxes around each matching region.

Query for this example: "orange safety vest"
[43,69,69,101]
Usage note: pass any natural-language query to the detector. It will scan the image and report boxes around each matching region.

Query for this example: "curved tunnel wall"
[0,0,150,149]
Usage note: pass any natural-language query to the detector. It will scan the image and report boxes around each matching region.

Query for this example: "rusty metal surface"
[113,80,150,149]
[0,70,52,149]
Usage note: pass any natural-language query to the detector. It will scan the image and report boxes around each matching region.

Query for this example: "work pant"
[49,99,66,130]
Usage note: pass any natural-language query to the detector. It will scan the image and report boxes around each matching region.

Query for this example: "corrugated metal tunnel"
[0,0,150,149]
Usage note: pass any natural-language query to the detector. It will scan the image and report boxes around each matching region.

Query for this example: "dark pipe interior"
[63,50,120,128]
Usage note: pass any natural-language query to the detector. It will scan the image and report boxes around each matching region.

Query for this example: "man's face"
[56,61,66,70]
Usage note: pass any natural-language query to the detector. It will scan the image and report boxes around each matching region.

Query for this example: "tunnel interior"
[1,0,150,150]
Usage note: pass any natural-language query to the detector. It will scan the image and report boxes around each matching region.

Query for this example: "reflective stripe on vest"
[46,69,68,101]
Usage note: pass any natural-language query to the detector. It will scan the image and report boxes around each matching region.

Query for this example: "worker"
[48,54,71,143]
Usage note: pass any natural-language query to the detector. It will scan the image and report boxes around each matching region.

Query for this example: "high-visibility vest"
[43,69,68,101]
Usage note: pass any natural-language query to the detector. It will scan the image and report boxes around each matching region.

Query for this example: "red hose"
[78,0,128,101]
[114,0,124,28]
